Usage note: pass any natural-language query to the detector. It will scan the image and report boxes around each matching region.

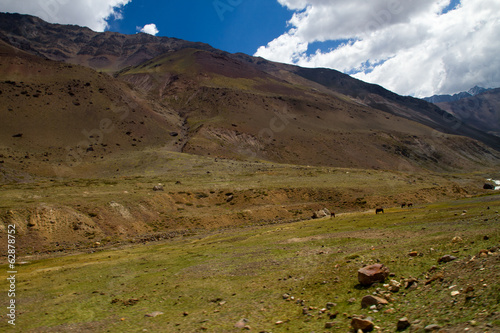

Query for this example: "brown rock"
[408,251,418,257]
[361,295,389,308]
[351,317,374,331]
[425,272,444,285]
[358,264,390,286]
[397,317,411,331]
[325,322,334,329]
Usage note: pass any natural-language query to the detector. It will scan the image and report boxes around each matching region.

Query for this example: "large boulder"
[312,208,331,219]
[358,264,390,286]
[483,183,495,190]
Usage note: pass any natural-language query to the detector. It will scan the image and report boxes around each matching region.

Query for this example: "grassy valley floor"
[1,194,499,332]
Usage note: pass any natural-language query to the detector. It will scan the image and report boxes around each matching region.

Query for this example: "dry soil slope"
[116,48,500,171]
[1,12,499,173]
[0,39,180,179]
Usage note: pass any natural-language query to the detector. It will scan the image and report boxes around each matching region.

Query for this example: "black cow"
[375,208,384,214]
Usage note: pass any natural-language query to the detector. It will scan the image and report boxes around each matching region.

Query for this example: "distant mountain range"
[431,88,500,138]
[423,86,492,104]
[1,12,499,178]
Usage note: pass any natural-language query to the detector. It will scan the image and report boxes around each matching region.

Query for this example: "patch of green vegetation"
[1,196,498,332]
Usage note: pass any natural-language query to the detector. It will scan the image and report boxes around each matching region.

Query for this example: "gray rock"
[424,324,442,331]
[438,255,457,263]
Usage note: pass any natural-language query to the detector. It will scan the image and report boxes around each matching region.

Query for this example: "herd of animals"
[313,203,414,219]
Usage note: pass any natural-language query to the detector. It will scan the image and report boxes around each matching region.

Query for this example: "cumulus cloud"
[138,23,159,36]
[0,0,131,32]
[256,0,500,97]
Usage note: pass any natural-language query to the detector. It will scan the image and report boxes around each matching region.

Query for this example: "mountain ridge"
[423,86,492,104]
[0,12,499,178]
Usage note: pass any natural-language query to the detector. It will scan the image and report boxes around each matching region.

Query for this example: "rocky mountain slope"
[1,12,499,178]
[433,88,500,138]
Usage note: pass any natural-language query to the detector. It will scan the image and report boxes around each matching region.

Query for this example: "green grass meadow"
[1,194,499,332]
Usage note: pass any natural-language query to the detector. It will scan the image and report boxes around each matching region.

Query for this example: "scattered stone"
[451,290,460,296]
[424,324,442,331]
[464,285,474,293]
[358,264,390,286]
[397,317,411,331]
[408,251,418,257]
[153,184,164,191]
[479,249,489,258]
[347,297,357,304]
[425,272,444,285]
[275,320,284,325]
[438,255,457,264]
[326,302,336,309]
[404,278,418,289]
[183,311,189,316]
[388,279,401,292]
[122,298,139,306]
[351,317,374,332]
[325,322,335,329]
[312,208,331,219]
[452,236,463,243]
[282,293,290,300]
[361,295,388,309]
[145,311,164,317]
[234,318,248,329]
[329,312,339,319]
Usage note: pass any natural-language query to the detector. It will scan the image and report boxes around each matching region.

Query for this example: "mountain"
[434,88,500,137]
[0,12,214,72]
[423,86,492,104]
[1,12,499,178]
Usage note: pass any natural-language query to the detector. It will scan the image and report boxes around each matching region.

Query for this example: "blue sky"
[105,0,292,55]
[1,0,499,97]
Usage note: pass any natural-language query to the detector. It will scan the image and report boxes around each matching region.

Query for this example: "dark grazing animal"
[375,208,384,214]
[401,203,406,208]
[407,203,413,208]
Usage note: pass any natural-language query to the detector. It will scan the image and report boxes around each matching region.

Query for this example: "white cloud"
[138,23,159,36]
[0,0,131,32]
[256,0,500,97]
